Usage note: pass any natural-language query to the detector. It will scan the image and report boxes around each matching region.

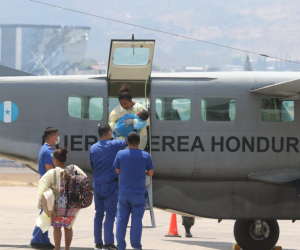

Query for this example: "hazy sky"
[1,0,300,69]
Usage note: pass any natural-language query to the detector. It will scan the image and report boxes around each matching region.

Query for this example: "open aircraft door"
[107,38,156,227]
[107,39,155,82]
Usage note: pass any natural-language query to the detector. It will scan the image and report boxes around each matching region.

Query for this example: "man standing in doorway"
[90,124,127,250]
[114,132,154,250]
[29,127,59,249]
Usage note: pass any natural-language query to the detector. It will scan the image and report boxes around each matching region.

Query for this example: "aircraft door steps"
[146,175,156,228]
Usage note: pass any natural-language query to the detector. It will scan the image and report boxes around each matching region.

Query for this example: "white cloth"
[43,188,55,212]
[109,102,149,150]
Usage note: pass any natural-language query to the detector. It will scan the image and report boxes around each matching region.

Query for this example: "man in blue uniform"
[90,124,127,250]
[114,132,154,250]
[29,127,60,249]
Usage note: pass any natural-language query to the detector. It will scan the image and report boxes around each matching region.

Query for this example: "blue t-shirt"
[114,114,146,138]
[113,148,154,194]
[90,139,127,185]
[38,143,55,177]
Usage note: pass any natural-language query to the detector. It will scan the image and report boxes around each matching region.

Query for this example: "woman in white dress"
[109,84,149,150]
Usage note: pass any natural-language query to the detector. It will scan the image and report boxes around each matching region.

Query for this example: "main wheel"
[234,219,279,250]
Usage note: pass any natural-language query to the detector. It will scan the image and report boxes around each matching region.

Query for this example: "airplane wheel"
[234,219,279,250]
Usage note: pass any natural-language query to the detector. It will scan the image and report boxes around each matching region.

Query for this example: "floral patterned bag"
[65,166,93,215]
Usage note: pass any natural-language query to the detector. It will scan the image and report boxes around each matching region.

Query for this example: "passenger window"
[261,98,294,122]
[68,96,82,118]
[156,99,163,120]
[89,97,103,120]
[68,96,103,120]
[155,97,191,121]
[201,98,236,121]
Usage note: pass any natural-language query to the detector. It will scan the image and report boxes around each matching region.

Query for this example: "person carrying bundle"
[36,147,90,250]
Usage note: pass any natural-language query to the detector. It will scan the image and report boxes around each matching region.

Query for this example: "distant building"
[171,66,204,72]
[66,62,107,75]
[206,66,220,72]
[244,55,253,71]
[0,24,90,75]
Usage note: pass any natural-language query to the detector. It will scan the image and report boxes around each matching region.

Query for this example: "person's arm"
[109,106,122,131]
[146,169,154,176]
[113,153,121,174]
[44,151,54,172]
[89,150,93,170]
[134,119,147,131]
[146,154,154,176]
[45,164,53,172]
[114,139,127,149]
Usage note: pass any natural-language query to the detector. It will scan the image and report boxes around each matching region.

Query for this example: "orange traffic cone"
[165,214,181,237]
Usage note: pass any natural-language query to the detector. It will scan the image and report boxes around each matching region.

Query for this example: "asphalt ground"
[0,167,299,250]
[1,186,300,250]
[0,168,39,187]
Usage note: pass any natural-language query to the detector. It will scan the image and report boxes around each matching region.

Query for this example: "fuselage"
[0,71,299,179]
[1,71,300,219]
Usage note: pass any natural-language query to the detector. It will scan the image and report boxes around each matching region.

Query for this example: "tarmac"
[0,169,300,250]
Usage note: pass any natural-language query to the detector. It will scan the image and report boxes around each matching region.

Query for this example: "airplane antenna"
[30,50,51,76]
[132,33,134,40]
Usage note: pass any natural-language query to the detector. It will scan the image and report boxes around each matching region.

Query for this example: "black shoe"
[103,244,118,250]
[43,243,55,249]
[28,243,44,249]
[185,231,193,238]
[95,243,104,250]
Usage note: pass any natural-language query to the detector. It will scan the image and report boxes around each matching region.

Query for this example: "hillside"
[1,0,300,69]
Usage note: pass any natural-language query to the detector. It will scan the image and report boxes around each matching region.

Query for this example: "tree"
[244,55,253,71]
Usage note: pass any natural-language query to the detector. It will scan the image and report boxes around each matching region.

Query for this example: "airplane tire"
[234,219,279,250]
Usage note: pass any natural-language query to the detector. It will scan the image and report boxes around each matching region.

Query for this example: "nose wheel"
[234,219,279,250]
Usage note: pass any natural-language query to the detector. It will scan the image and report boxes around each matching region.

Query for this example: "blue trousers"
[116,193,146,250]
[94,181,118,245]
[31,209,51,245]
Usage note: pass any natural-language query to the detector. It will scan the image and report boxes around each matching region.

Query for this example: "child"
[114,109,149,138]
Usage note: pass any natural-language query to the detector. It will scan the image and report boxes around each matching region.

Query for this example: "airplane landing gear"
[234,219,279,250]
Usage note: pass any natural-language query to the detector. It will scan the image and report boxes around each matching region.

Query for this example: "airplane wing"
[249,169,300,196]
[0,64,35,77]
[0,152,38,173]
[251,78,300,99]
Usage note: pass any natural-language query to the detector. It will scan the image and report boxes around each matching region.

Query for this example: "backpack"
[65,168,93,213]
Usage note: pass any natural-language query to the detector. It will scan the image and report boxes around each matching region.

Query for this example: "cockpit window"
[201,98,236,121]
[113,48,150,66]
[68,96,103,120]
[155,97,191,121]
[261,98,294,122]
